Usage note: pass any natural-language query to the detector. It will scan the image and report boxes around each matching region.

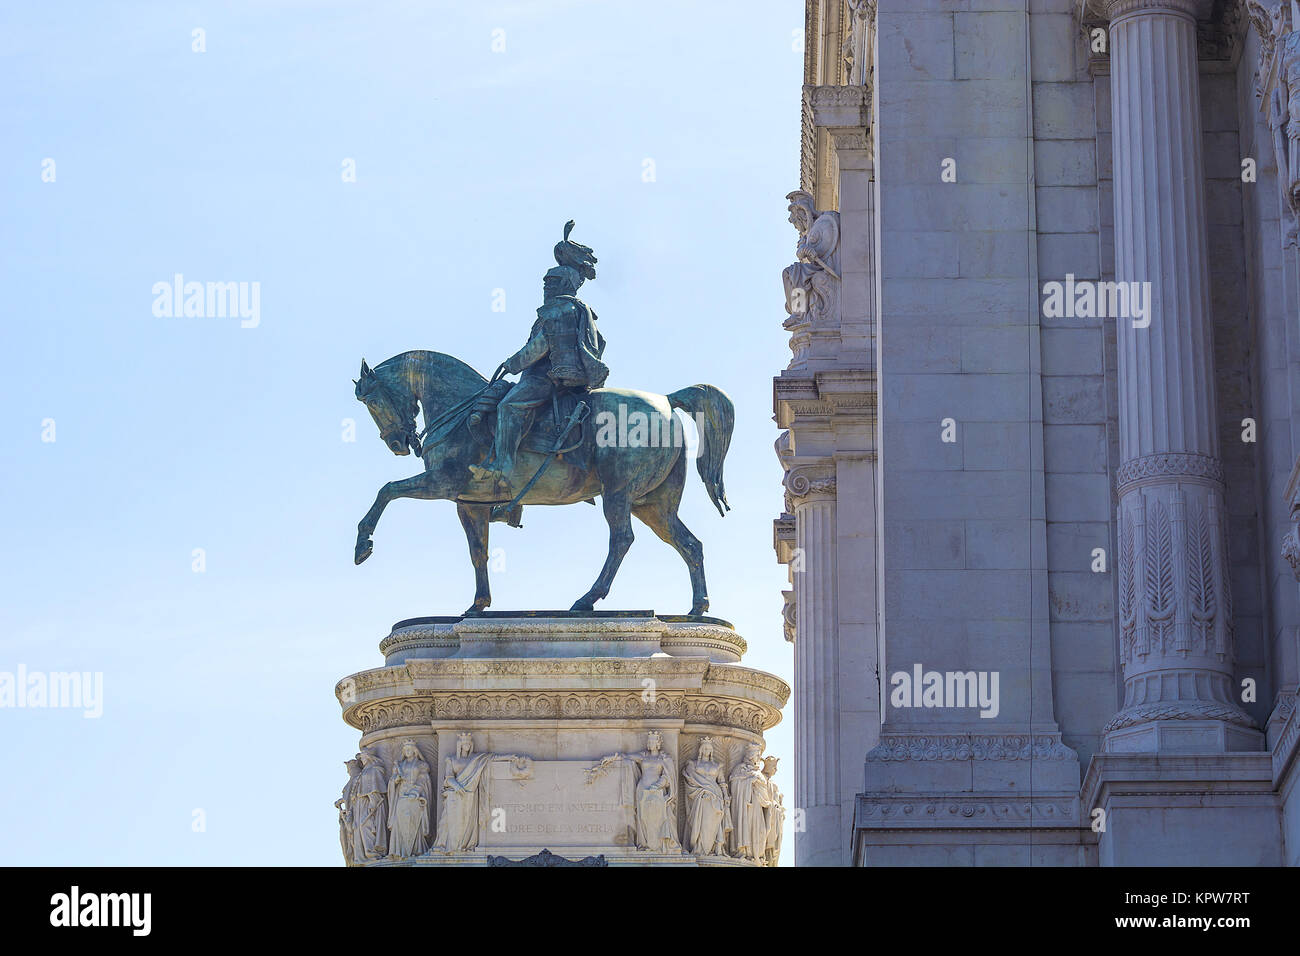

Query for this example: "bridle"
[360,372,422,457]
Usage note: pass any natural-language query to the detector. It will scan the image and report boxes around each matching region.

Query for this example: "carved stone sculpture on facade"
[353,748,390,862]
[336,756,361,866]
[1281,5,1300,216]
[842,0,875,87]
[782,189,841,336]
[431,734,533,853]
[587,732,681,853]
[1283,527,1300,579]
[387,738,434,859]
[681,737,732,856]
[762,755,785,867]
[1250,0,1300,244]
[728,743,774,862]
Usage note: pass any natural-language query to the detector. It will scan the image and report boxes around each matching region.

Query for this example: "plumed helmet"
[553,219,597,281]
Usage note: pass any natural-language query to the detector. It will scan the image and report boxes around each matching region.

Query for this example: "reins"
[416,363,508,446]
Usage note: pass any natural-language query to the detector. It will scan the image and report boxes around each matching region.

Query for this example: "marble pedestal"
[334,611,790,867]
[1081,753,1284,867]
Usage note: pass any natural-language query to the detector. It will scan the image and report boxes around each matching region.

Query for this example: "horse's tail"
[668,384,733,516]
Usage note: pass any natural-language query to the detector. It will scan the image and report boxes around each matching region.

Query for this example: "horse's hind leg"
[456,502,493,613]
[571,492,634,612]
[631,455,709,615]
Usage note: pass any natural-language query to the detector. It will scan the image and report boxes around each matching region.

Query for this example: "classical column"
[1104,0,1260,751]
[784,466,839,865]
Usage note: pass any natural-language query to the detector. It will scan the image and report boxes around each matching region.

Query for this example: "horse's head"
[354,358,421,456]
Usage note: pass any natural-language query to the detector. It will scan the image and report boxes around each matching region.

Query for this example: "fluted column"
[785,466,839,864]
[1105,0,1259,751]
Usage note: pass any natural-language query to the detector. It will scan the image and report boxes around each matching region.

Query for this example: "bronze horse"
[353,350,733,615]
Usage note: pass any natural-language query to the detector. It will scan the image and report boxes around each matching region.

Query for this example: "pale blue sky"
[1,0,802,864]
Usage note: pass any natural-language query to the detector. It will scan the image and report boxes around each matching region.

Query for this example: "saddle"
[468,381,591,459]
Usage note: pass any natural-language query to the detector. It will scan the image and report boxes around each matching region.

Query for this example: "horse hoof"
[354,540,373,565]
[689,604,709,617]
[570,598,595,612]
[464,600,490,615]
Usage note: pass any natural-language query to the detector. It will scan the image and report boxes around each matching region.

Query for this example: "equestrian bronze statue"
[352,221,733,615]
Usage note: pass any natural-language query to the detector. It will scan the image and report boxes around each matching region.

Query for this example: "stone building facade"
[775,0,1300,866]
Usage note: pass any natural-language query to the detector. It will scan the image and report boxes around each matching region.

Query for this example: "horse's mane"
[372,350,488,423]
[375,350,487,386]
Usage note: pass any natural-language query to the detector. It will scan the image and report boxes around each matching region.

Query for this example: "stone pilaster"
[1103,0,1261,752]
[777,1,880,867]
[775,368,878,867]
[784,465,840,866]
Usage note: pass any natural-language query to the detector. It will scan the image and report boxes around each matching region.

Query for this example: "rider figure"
[470,221,609,488]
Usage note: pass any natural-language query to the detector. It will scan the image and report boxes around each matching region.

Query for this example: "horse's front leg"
[456,502,492,613]
[355,472,436,565]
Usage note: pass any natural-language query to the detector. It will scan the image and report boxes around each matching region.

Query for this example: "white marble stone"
[335,613,789,867]
[791,0,1300,867]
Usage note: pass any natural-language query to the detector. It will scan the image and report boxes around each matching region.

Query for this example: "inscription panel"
[481,760,634,848]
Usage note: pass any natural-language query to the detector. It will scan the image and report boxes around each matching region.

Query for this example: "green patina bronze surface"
[353,222,734,616]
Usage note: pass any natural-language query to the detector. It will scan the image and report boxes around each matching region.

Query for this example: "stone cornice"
[773,369,877,429]
[407,656,710,681]
[855,792,1082,830]
[347,689,785,737]
[378,625,457,657]
[865,733,1076,762]
[772,514,796,565]
[1272,690,1300,786]
[1080,752,1277,813]
[705,663,793,702]
[379,614,747,663]
[338,658,789,735]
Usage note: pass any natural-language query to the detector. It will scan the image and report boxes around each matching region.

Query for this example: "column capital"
[1085,0,1208,22]
[803,83,871,130]
[784,465,837,506]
